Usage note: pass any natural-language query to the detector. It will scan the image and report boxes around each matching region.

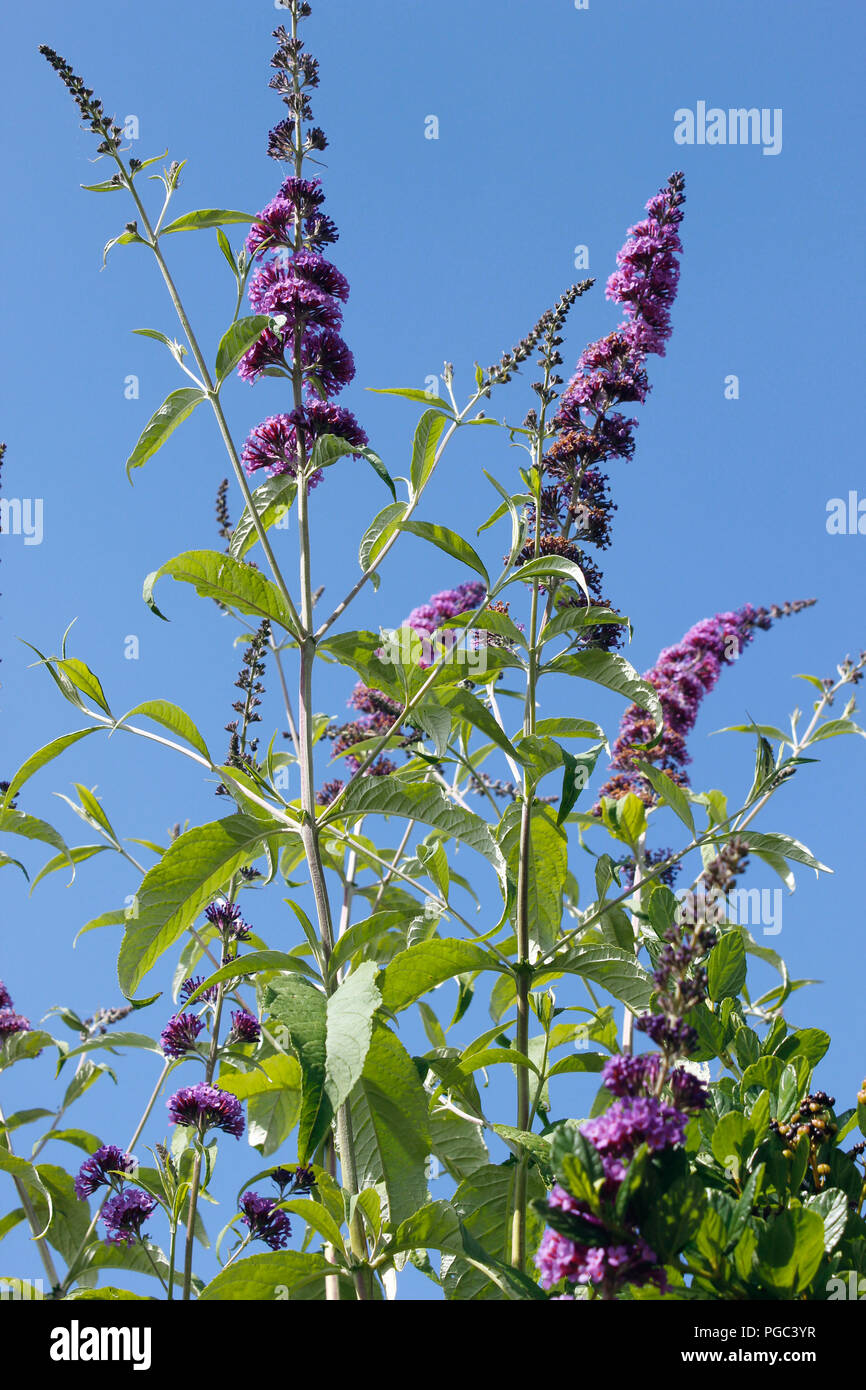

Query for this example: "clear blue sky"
[1,0,864,1297]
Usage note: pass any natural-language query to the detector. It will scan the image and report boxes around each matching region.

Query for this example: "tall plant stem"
[181,978,226,1300]
[510,357,550,1268]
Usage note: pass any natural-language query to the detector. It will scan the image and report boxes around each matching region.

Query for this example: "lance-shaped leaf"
[0,809,73,870]
[422,687,520,760]
[264,978,329,1163]
[401,521,489,585]
[229,476,298,561]
[545,649,664,742]
[409,410,449,494]
[349,1021,431,1226]
[117,814,270,997]
[118,700,212,762]
[499,553,591,603]
[359,501,407,574]
[2,729,101,808]
[143,549,298,634]
[322,777,506,881]
[633,759,695,832]
[729,831,831,876]
[215,315,272,382]
[126,388,205,479]
[369,386,455,413]
[550,944,655,1013]
[159,208,256,235]
[310,433,396,499]
[499,803,568,955]
[380,939,506,1014]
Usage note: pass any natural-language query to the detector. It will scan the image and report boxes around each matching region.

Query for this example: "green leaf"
[0,810,72,869]
[117,814,267,997]
[545,650,664,741]
[707,933,748,1001]
[711,1112,756,1181]
[369,386,454,413]
[401,521,489,586]
[805,1188,850,1254]
[633,761,695,833]
[310,433,396,500]
[553,945,654,1013]
[323,776,506,881]
[424,687,519,760]
[755,1208,825,1295]
[443,1163,545,1300]
[183,950,317,1006]
[143,549,298,634]
[535,717,606,742]
[0,1153,51,1236]
[57,1031,163,1065]
[349,1021,430,1226]
[159,208,256,235]
[199,1250,340,1300]
[230,477,298,561]
[2,730,101,808]
[264,978,329,1163]
[380,940,504,1014]
[500,555,590,602]
[499,804,568,954]
[558,746,604,824]
[215,315,271,382]
[409,410,449,494]
[325,963,382,1111]
[125,388,205,479]
[359,502,406,574]
[734,832,831,876]
[118,699,212,761]
[429,1108,490,1182]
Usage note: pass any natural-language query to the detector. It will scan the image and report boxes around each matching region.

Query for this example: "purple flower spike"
[160,1011,205,1059]
[228,1010,261,1046]
[0,981,13,1009]
[101,1188,157,1246]
[239,1192,292,1250]
[168,1083,245,1139]
[179,976,219,1006]
[74,1145,137,1200]
[0,1009,31,1038]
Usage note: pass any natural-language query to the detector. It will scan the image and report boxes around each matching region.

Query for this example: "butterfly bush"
[2,1,861,1311]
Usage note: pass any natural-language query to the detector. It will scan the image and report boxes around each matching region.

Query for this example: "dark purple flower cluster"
[160,1011,205,1058]
[270,1164,316,1195]
[179,976,219,1006]
[0,979,32,1041]
[101,1188,158,1247]
[0,1008,31,1039]
[322,582,486,799]
[228,1010,261,1045]
[74,1144,137,1200]
[239,1191,292,1250]
[238,21,365,483]
[167,1083,245,1139]
[538,174,686,653]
